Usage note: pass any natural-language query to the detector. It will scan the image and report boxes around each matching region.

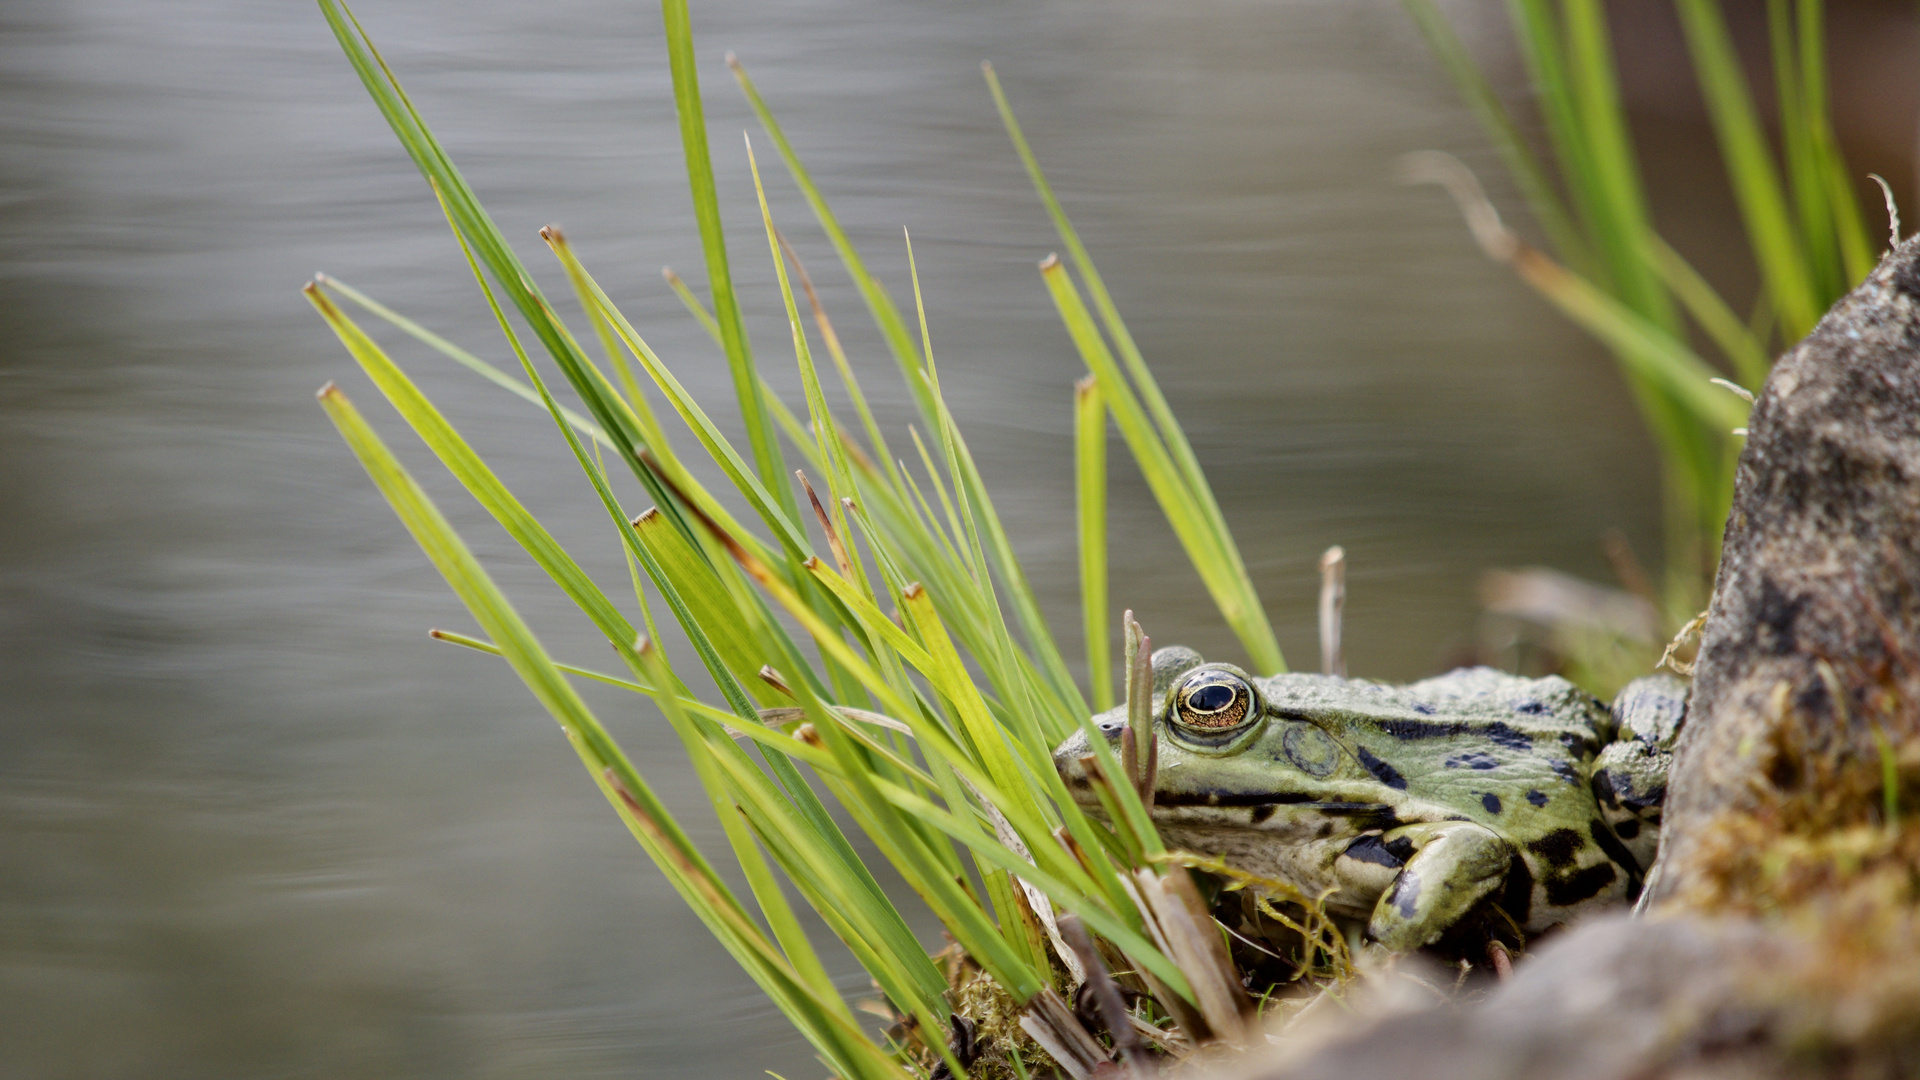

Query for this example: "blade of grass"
[546,234,816,563]
[631,508,784,706]
[1562,0,1678,333]
[1405,153,1748,431]
[547,232,675,454]
[985,64,1282,673]
[599,750,911,1080]
[775,230,904,492]
[1674,0,1820,339]
[1640,234,1772,388]
[1792,0,1873,282]
[316,274,612,448]
[1768,0,1838,302]
[727,55,933,422]
[1039,257,1278,667]
[1502,0,1611,289]
[790,671,1049,1005]
[1398,0,1592,272]
[744,137,860,524]
[657,0,791,514]
[304,284,650,673]
[315,276,894,1057]
[903,231,1064,764]
[868,778,1191,1000]
[1074,376,1111,712]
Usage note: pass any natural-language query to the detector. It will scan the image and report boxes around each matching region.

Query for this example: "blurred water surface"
[0,0,1690,1076]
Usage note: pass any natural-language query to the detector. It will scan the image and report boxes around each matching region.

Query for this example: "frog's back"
[1251,667,1612,812]
[1260,668,1644,927]
[1258,668,1611,755]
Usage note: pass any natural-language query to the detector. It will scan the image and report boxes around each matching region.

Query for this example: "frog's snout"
[1052,729,1094,789]
[1051,711,1128,794]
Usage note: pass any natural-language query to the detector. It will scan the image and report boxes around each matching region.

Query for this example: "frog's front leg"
[1358,821,1514,952]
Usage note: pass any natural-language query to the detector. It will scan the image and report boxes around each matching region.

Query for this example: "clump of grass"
[308,2,1324,1077]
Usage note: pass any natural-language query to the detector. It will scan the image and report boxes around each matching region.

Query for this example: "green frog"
[1052,647,1685,953]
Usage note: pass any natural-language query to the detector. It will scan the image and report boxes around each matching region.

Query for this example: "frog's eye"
[1173,670,1255,733]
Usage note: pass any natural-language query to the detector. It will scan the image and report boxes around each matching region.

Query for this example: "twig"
[1318,546,1346,677]
[1059,915,1153,1079]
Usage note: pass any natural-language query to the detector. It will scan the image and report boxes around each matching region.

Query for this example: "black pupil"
[1189,683,1238,712]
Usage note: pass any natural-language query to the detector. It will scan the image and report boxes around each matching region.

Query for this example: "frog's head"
[1052,646,1371,818]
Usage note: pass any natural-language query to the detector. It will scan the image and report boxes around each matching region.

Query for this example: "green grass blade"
[546,236,815,562]
[428,628,794,742]
[727,55,934,422]
[304,284,647,672]
[637,639,955,1030]
[1561,0,1677,332]
[662,266,726,345]
[1768,0,1836,303]
[1641,235,1771,388]
[744,137,856,501]
[869,778,1192,1001]
[905,231,1059,762]
[317,275,612,448]
[1502,0,1609,285]
[628,643,853,1026]
[792,675,1047,1005]
[632,508,784,706]
[1508,248,1748,431]
[1794,0,1873,283]
[436,197,809,741]
[1074,376,1112,711]
[774,232,904,492]
[549,233,676,455]
[1674,0,1820,339]
[704,742,954,1030]
[313,293,897,1056]
[985,63,1282,674]
[1040,257,1278,670]
[657,0,791,515]
[732,55,1095,717]
[662,264,847,486]
[1399,0,1593,272]
[983,868,1051,978]
[597,749,912,1080]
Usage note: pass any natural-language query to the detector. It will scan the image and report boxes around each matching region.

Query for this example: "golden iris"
[1175,671,1252,731]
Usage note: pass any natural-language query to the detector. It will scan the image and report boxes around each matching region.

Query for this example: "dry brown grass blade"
[1017,987,1107,1080]
[1128,867,1254,1047]
[1058,915,1152,1079]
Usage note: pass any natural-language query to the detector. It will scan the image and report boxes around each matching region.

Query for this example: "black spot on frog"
[1356,746,1408,790]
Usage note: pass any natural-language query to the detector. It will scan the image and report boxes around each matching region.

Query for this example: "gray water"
[0,0,1748,1076]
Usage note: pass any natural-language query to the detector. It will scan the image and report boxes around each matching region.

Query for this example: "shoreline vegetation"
[305,0,1901,1076]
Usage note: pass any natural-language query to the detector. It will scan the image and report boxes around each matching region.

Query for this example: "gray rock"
[1229,915,1801,1080]
[1648,234,1920,905]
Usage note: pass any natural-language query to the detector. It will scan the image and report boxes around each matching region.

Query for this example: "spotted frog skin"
[1053,647,1686,952]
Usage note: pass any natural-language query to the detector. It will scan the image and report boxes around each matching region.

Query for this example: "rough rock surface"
[1223,915,1805,1080]
[1647,234,1920,904]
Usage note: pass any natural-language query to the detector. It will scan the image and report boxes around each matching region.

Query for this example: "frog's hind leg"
[1366,822,1514,953]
